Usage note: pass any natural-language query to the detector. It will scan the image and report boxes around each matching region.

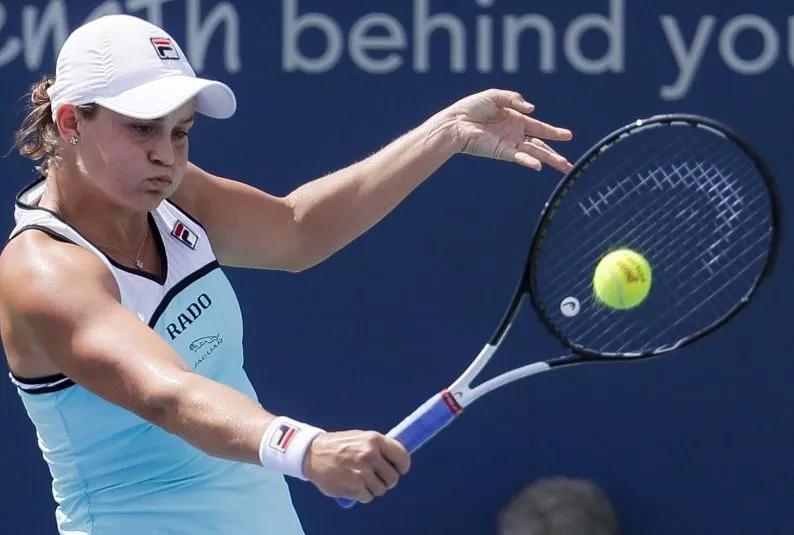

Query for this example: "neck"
[38,165,150,250]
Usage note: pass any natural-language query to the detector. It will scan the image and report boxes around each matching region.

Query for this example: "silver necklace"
[94,226,150,269]
[44,198,151,270]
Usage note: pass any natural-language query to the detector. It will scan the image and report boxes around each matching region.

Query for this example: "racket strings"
[565,230,768,352]
[547,127,768,271]
[538,136,730,290]
[557,174,769,313]
[577,241,769,355]
[540,146,763,302]
[556,220,766,352]
[548,126,697,235]
[540,133,754,288]
[612,248,770,353]
[532,123,774,355]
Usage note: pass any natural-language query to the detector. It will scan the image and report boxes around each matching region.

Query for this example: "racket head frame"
[521,113,782,361]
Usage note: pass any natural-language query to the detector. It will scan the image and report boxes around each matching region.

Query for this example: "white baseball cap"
[47,14,236,121]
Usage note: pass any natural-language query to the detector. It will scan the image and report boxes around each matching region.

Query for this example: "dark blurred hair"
[13,75,98,173]
[498,477,619,535]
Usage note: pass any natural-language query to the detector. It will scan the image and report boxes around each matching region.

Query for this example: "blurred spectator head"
[498,476,619,535]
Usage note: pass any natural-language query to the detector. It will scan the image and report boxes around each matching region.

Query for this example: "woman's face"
[72,101,195,211]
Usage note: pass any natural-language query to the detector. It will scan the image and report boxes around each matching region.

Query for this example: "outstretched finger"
[527,137,555,153]
[526,138,573,172]
[486,88,535,114]
[522,115,573,141]
[519,140,572,173]
[505,146,542,170]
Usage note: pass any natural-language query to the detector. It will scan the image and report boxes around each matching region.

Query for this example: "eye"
[173,130,189,140]
[130,124,155,136]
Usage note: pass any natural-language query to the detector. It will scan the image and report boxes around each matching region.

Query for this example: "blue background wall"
[0,1,792,533]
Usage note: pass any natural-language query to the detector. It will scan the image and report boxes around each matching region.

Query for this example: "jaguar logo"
[189,335,221,352]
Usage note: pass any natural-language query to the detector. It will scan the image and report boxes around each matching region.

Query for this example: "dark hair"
[13,75,98,172]
[498,477,620,535]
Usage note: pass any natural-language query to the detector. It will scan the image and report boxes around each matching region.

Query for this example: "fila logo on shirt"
[150,37,180,60]
[171,220,199,249]
[269,423,300,453]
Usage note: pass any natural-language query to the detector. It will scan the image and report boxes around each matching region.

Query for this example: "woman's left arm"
[173,89,573,272]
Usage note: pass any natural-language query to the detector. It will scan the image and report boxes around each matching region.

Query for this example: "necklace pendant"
[135,259,144,269]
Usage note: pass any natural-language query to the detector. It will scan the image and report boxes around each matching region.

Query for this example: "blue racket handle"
[335,390,461,509]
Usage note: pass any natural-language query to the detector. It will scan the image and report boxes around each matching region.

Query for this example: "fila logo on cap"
[172,220,198,249]
[150,37,180,60]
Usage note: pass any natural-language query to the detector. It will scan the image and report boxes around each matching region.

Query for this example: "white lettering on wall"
[413,0,467,73]
[718,15,778,75]
[349,14,406,74]
[283,0,625,76]
[503,14,555,74]
[660,13,789,100]
[563,0,624,74]
[85,2,124,21]
[0,0,240,73]
[124,0,172,28]
[282,0,342,73]
[186,0,240,73]
[1,0,793,101]
[475,0,493,73]
[280,0,794,101]
[21,0,67,70]
[0,4,23,68]
[659,15,717,101]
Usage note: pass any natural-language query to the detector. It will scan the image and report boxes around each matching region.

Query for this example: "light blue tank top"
[8,178,307,535]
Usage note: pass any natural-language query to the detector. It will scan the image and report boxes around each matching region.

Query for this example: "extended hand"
[303,430,410,503]
[447,88,574,172]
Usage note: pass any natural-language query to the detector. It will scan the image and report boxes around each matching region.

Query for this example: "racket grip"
[335,390,460,509]
[385,390,461,451]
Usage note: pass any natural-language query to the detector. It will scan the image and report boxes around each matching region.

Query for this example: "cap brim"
[93,75,237,120]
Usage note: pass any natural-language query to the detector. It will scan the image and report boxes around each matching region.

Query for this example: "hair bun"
[30,77,55,106]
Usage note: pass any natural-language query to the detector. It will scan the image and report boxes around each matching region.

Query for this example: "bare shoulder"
[0,231,120,376]
[0,231,119,317]
[0,230,193,407]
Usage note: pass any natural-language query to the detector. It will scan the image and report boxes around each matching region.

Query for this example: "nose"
[148,132,176,167]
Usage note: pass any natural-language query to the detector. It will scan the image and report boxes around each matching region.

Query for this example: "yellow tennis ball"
[592,249,652,310]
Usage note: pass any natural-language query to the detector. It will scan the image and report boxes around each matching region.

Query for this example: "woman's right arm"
[0,234,409,503]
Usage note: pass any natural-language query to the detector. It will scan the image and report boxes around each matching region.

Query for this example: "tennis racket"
[336,113,781,508]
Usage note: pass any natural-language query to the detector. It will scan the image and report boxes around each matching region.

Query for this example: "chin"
[137,189,173,210]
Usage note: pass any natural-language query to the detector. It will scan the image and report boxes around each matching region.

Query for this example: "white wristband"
[258,416,325,480]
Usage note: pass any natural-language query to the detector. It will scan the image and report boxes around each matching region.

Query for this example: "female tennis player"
[0,14,573,535]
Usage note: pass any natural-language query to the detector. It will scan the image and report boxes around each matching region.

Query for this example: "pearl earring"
[69,135,79,145]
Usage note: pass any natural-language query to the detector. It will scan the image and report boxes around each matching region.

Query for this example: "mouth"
[147,176,173,188]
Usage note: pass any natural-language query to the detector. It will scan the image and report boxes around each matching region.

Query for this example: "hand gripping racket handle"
[335,390,461,509]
